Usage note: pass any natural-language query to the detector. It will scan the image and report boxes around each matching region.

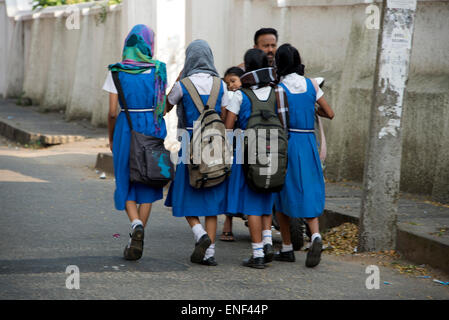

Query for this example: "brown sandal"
[219,231,235,242]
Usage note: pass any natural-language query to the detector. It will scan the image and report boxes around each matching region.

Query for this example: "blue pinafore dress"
[164,80,227,217]
[225,89,275,216]
[112,71,167,211]
[274,78,325,218]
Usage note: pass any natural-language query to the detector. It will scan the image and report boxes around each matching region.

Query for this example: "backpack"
[241,87,288,193]
[181,77,232,189]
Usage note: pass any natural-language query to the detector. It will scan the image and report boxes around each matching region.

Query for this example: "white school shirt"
[168,73,229,107]
[102,69,153,94]
[227,74,324,115]
[226,86,272,115]
[280,73,324,100]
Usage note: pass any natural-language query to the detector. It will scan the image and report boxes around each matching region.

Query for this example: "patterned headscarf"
[108,24,167,129]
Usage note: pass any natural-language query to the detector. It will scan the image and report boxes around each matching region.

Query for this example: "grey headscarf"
[177,40,219,129]
[181,39,219,78]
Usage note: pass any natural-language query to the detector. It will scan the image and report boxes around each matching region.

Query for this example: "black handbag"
[112,71,174,188]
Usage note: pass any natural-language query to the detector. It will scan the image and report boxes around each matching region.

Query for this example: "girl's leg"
[243,215,265,268]
[138,203,152,227]
[247,215,263,243]
[186,216,212,264]
[220,215,234,241]
[222,215,233,233]
[304,217,322,268]
[273,211,295,262]
[125,200,139,223]
[261,214,274,262]
[305,217,320,236]
[261,214,272,233]
[205,216,217,244]
[203,216,218,264]
[186,216,201,228]
[123,201,144,260]
[276,211,291,245]
[186,216,206,242]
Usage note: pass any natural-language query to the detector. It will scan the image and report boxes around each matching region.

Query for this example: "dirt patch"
[320,222,449,280]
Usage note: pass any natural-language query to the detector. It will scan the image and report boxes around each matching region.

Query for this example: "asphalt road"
[0,138,448,300]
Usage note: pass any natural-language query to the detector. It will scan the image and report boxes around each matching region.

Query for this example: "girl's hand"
[316,97,334,120]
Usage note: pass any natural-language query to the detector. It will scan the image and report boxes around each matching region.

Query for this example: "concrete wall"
[1,0,448,202]
[185,0,449,203]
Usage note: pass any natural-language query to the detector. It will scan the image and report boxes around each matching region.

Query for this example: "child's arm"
[310,78,334,120]
[316,96,334,119]
[165,69,184,114]
[221,107,228,122]
[107,93,119,152]
[225,111,237,130]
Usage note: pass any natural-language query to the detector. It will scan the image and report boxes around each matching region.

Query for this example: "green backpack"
[181,77,232,189]
[241,87,288,193]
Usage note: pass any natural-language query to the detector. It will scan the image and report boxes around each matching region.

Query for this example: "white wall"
[185,0,449,202]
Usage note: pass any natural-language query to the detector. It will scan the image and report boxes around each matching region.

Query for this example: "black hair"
[254,28,278,45]
[244,48,269,73]
[224,66,244,78]
[275,43,305,78]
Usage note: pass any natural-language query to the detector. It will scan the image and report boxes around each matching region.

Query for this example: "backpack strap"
[112,71,133,131]
[206,76,221,109]
[181,76,222,114]
[181,77,205,113]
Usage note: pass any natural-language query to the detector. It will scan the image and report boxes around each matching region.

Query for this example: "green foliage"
[32,0,121,11]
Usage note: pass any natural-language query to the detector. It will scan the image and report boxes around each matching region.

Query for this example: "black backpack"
[241,87,288,193]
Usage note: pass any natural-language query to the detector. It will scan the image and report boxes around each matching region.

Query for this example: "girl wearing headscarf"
[225,48,280,269]
[102,24,167,261]
[273,44,334,268]
[164,40,230,266]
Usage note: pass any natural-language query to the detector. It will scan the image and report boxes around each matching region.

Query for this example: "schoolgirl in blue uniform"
[165,40,230,266]
[225,49,279,269]
[102,25,168,261]
[273,44,334,267]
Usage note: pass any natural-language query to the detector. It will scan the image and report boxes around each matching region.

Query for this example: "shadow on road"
[0,255,189,275]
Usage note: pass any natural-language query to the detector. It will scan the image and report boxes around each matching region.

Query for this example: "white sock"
[252,242,264,258]
[131,219,143,230]
[192,224,207,243]
[311,233,322,243]
[262,229,272,246]
[281,243,293,252]
[204,243,215,260]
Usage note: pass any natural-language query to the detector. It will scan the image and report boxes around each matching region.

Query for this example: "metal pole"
[358,0,418,251]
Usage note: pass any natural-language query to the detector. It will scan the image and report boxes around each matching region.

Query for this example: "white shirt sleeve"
[316,87,324,101]
[226,90,243,115]
[168,81,183,105]
[102,71,117,94]
[221,80,229,107]
[311,78,324,101]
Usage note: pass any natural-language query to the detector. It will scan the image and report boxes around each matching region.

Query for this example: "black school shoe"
[305,237,323,268]
[200,256,218,266]
[263,243,274,263]
[190,234,212,264]
[242,256,265,269]
[123,225,144,261]
[274,250,296,262]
